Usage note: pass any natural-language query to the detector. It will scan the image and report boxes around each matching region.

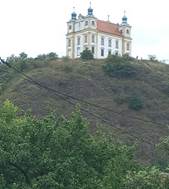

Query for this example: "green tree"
[80,49,94,60]
[0,101,136,188]
[19,52,28,60]
[46,52,58,60]
[103,55,138,78]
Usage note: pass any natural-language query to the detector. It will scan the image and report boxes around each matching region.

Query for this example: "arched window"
[85,21,88,26]
[127,42,130,50]
[84,35,88,43]
[101,37,104,46]
[108,39,112,47]
[77,36,81,45]
[68,39,71,47]
[92,21,95,26]
[92,34,95,43]
[126,29,130,34]
[115,40,119,49]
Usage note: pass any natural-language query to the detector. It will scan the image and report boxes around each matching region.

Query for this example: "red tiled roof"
[97,20,122,36]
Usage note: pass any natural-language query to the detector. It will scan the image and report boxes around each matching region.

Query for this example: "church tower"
[66,8,77,58]
[119,12,132,55]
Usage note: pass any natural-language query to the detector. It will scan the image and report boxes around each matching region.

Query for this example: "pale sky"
[0,0,168,61]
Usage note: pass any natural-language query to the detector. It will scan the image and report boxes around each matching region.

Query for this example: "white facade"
[66,6,132,59]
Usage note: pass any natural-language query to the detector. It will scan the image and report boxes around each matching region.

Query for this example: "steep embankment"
[1,58,169,163]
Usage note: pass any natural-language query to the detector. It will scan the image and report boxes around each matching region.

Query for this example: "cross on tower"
[89,1,92,8]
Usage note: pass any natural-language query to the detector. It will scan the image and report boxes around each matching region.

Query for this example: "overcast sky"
[0,0,168,60]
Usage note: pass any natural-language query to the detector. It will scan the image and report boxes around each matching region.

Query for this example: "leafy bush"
[103,56,138,78]
[1,101,169,188]
[35,52,58,61]
[80,49,94,60]
[128,95,143,111]
[0,101,136,189]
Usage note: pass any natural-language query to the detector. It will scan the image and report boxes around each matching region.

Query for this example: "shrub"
[35,52,58,61]
[103,61,138,78]
[103,55,138,78]
[128,95,143,111]
[80,49,94,60]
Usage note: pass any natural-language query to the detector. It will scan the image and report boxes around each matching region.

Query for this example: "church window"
[101,48,104,56]
[84,35,88,43]
[68,39,71,47]
[85,21,88,26]
[115,40,119,49]
[92,46,95,54]
[92,34,95,43]
[108,39,112,47]
[77,47,80,56]
[127,42,130,50]
[77,37,81,45]
[101,37,104,46]
[92,21,95,26]
[126,29,130,34]
[69,25,72,30]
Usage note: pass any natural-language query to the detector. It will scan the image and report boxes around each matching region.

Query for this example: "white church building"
[66,5,132,59]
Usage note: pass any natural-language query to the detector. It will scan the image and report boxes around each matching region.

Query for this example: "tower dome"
[87,2,93,16]
[71,7,77,20]
[122,11,128,25]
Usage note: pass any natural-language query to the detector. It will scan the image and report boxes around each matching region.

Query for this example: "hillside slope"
[1,58,169,163]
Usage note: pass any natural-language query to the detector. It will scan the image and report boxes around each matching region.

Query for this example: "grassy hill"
[1,56,169,163]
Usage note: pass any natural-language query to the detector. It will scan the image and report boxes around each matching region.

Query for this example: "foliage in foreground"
[0,101,169,189]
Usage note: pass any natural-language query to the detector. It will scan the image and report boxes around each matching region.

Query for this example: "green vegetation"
[128,95,143,111]
[1,53,169,165]
[80,49,94,60]
[103,55,138,78]
[1,101,169,189]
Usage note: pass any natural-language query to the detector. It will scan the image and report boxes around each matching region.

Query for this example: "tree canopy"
[0,101,169,188]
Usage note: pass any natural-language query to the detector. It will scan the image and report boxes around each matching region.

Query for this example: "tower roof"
[71,7,77,20]
[87,1,94,16]
[122,11,128,25]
